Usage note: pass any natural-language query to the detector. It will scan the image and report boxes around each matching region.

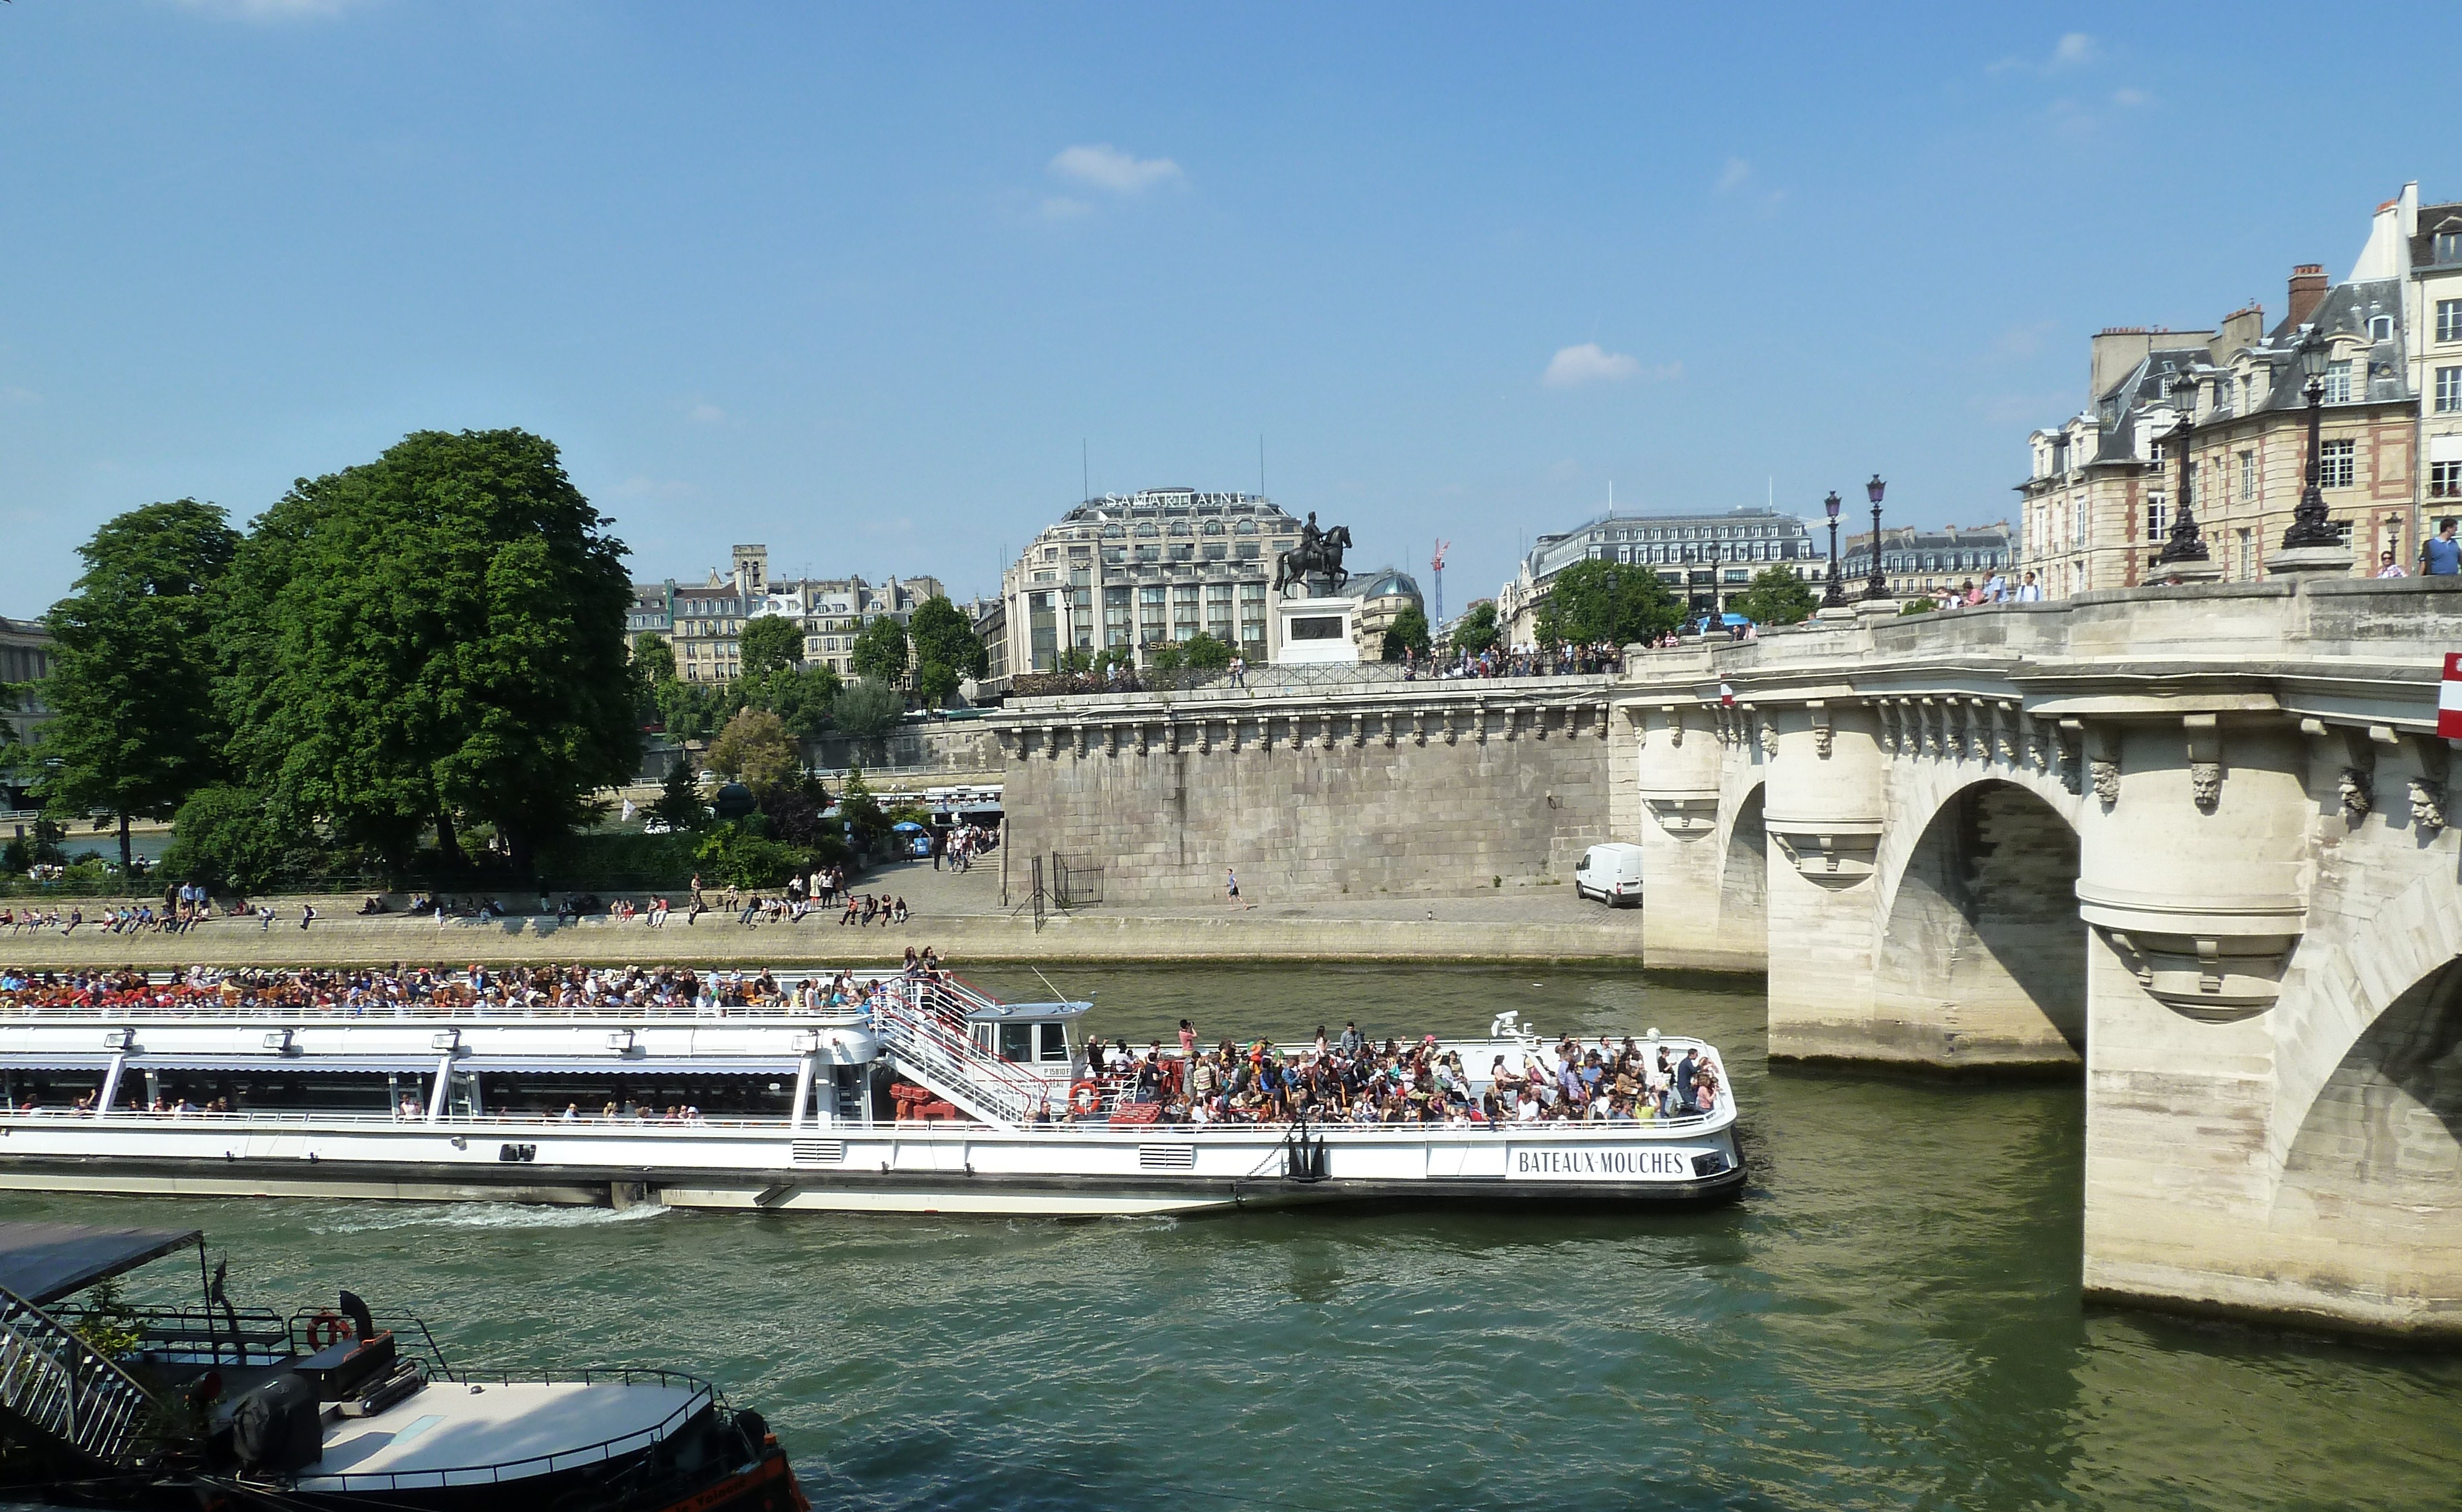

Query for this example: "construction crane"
[1429,539,1450,630]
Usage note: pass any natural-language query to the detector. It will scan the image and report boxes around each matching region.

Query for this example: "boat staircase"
[0,1285,160,1474]
[870,978,1056,1128]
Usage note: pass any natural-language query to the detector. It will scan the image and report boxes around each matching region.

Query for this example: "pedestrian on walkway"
[1226,868,1250,909]
[2422,519,2460,576]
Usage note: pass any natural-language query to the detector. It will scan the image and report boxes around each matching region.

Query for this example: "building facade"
[2413,194,2462,521]
[1346,568,1424,657]
[2021,185,2440,596]
[999,490,1302,672]
[0,616,55,750]
[631,544,943,683]
[1496,509,1820,644]
[1842,523,2014,599]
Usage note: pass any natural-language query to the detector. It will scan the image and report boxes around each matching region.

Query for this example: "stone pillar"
[1635,703,1754,971]
[2076,712,2322,1325]
[1763,702,1887,1060]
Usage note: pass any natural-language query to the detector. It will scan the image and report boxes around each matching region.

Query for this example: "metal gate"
[1051,853,1105,908]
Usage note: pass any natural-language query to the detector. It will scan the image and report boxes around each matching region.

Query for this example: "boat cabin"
[963,999,1089,1081]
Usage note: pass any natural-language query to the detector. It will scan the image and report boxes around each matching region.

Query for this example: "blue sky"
[0,2,2444,615]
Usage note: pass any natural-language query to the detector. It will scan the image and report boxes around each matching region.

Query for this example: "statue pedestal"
[2152,560,2225,584]
[1853,597,1900,622]
[2264,544,2355,579]
[1274,596,1361,666]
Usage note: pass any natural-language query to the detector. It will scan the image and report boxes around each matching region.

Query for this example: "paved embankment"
[0,861,1660,967]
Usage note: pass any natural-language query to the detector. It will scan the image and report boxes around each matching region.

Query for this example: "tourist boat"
[0,1218,807,1511]
[0,972,1744,1215]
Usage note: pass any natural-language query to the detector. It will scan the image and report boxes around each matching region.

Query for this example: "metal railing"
[1010,662,1622,705]
[868,978,1055,1127]
[0,1285,159,1470]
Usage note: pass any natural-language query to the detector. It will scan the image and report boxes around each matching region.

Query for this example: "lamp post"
[1862,474,1890,600]
[2155,372,2212,567]
[2280,331,2341,549]
[1820,490,1847,607]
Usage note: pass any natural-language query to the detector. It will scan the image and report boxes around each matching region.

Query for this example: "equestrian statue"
[1273,512,1352,597]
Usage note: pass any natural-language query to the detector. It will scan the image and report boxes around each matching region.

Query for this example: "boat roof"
[0,1221,199,1306]
[964,1000,1092,1022]
[299,1378,708,1492]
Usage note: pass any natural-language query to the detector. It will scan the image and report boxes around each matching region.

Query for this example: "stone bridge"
[995,576,2462,1340]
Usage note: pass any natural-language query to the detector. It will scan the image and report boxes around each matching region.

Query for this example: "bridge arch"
[1715,783,1767,961]
[1872,776,2086,1066]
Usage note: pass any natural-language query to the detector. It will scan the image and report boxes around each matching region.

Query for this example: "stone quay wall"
[994,677,1622,906]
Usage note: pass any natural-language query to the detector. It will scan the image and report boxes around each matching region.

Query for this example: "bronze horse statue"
[1273,524,1352,596]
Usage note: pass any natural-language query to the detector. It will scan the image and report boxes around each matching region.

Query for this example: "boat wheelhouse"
[0,971,1744,1215]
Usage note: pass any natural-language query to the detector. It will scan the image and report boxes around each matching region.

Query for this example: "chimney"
[2287,264,2329,330]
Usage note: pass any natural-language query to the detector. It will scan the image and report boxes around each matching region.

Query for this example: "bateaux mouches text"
[1509,1145,1718,1180]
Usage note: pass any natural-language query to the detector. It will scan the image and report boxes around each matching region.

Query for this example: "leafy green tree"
[1898,598,1937,617]
[160,783,293,892]
[832,678,906,740]
[907,597,987,708]
[836,765,888,851]
[692,824,806,888]
[741,664,842,741]
[849,615,911,686]
[1729,567,1820,627]
[1379,605,1432,661]
[650,762,708,832]
[1450,600,1501,655]
[632,633,677,684]
[1180,631,1235,670]
[1531,560,1682,648]
[707,707,800,793]
[37,501,240,878]
[216,429,638,876]
[738,615,803,676]
[1146,641,1185,673]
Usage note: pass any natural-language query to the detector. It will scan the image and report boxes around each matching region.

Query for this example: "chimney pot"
[2287,264,2330,330]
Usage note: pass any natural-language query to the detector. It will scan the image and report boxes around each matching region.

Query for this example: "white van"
[1574,842,1646,907]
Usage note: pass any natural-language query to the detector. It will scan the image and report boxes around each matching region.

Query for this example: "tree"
[159,784,293,893]
[1181,631,1235,670]
[738,615,803,676]
[1530,560,1682,648]
[741,663,842,741]
[1729,567,1820,628]
[832,678,906,741]
[632,633,677,684]
[1450,601,1501,655]
[849,615,911,687]
[907,597,987,708]
[1379,605,1432,662]
[706,707,799,794]
[650,762,708,832]
[1146,641,1185,673]
[837,765,888,851]
[36,501,240,878]
[216,429,638,876]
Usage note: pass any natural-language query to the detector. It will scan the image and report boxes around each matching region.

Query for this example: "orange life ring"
[307,1310,353,1349]
[1068,1081,1101,1116]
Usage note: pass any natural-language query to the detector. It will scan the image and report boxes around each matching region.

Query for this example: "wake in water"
[308,1200,676,1236]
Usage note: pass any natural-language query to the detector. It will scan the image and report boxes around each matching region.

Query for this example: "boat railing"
[867,980,1052,1127]
[283,1310,454,1379]
[0,1284,161,1471]
[292,1365,717,1492]
[51,1302,294,1368]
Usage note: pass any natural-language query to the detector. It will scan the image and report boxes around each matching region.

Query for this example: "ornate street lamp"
[1862,474,1890,600]
[2280,329,2342,549]
[1820,490,1847,607]
[2156,371,2211,566]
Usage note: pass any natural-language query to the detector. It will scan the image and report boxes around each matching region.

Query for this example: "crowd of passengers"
[1058,1024,1721,1126]
[0,954,951,1014]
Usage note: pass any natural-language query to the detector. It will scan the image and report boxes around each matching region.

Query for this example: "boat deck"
[298,1377,709,1491]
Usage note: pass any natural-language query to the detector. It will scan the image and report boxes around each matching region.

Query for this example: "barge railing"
[0,1284,160,1472]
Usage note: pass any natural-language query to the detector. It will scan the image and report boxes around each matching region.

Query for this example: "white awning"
[456,1058,805,1076]
[2429,433,2462,463]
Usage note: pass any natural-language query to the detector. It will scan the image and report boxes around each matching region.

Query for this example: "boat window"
[1037,1023,1072,1063]
[999,1022,1034,1061]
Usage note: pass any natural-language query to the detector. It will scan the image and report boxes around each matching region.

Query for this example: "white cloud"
[686,402,727,425]
[2112,87,2152,108]
[2051,32,2098,68]
[1048,144,1183,195]
[171,0,359,19]
[1545,343,1662,389]
[1713,156,1786,213]
[1039,196,1092,221]
[1716,157,1754,195]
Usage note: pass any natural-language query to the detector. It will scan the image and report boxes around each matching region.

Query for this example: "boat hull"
[0,1121,1745,1216]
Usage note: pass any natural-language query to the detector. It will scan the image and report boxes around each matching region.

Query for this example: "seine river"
[12,964,2460,1510]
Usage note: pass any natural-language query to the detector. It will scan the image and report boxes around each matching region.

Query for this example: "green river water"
[8,964,2460,1510]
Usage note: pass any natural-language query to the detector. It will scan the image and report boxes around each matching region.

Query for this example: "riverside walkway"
[0,860,1643,969]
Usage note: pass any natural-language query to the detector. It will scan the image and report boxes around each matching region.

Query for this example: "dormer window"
[2437,226,2462,265]
[2323,359,2355,404]
[2368,315,2394,342]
